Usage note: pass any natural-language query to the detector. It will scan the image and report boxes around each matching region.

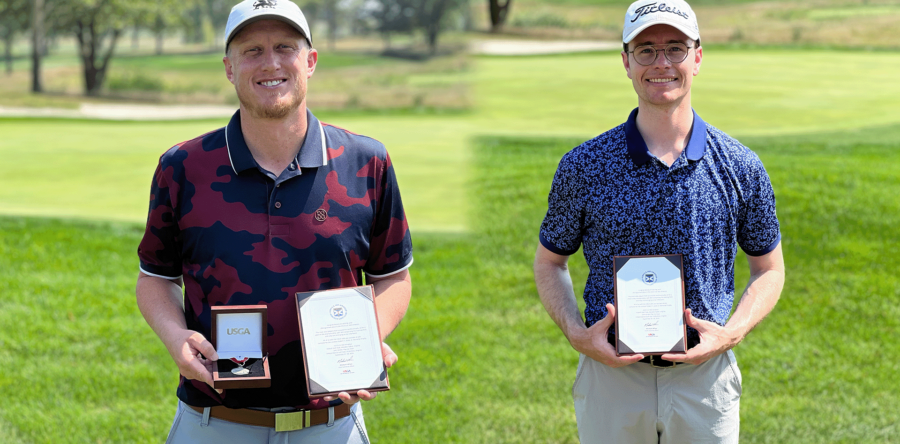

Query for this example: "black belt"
[638,355,681,368]
[605,333,698,368]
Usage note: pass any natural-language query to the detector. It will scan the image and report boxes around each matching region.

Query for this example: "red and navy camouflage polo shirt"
[138,109,413,409]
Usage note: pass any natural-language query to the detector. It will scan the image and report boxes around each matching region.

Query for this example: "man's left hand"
[661,309,740,365]
[324,342,398,405]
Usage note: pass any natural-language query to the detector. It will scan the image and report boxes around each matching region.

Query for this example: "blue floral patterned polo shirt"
[539,108,780,342]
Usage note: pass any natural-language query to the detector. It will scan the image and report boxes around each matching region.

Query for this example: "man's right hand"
[167,329,221,393]
[569,303,644,368]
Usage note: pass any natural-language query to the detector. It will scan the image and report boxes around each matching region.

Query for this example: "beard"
[237,80,305,120]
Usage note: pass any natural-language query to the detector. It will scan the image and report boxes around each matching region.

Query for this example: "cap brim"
[226,14,311,48]
[623,21,700,45]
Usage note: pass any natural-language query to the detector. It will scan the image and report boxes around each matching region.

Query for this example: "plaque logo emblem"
[227,328,251,335]
[315,208,328,222]
[330,304,347,320]
[642,271,657,285]
[253,0,277,10]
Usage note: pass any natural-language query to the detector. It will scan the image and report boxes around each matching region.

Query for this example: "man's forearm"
[724,245,785,345]
[534,247,586,344]
[724,268,784,345]
[136,273,189,353]
[369,269,411,340]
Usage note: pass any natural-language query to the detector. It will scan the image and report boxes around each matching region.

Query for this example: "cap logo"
[631,2,690,22]
[253,0,277,10]
[314,208,327,222]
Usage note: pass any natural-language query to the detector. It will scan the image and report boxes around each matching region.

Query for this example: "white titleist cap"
[224,0,312,49]
[623,0,699,44]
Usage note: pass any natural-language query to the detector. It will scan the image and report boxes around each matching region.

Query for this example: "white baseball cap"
[623,0,699,45]
[224,0,312,50]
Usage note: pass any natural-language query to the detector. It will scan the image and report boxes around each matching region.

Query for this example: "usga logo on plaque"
[642,271,657,285]
[330,304,347,320]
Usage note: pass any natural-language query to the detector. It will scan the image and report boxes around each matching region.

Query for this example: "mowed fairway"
[2,48,900,443]
[2,125,898,443]
[0,114,470,232]
[475,49,900,137]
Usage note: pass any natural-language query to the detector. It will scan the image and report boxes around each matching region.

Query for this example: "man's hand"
[168,329,222,394]
[324,342,398,405]
[570,303,644,368]
[661,309,737,365]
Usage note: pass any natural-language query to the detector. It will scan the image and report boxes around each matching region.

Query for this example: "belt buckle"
[275,410,310,432]
[649,355,674,368]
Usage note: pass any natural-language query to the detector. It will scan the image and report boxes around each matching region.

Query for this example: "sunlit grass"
[3,123,897,442]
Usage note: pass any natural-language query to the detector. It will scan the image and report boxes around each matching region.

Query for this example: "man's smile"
[257,79,286,87]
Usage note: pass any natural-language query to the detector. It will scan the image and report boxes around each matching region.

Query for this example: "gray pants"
[165,401,370,444]
[573,351,742,444]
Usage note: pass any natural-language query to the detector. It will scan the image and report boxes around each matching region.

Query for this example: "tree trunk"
[4,33,12,76]
[77,19,122,97]
[489,0,512,33]
[132,26,140,50]
[462,0,473,32]
[155,14,164,55]
[428,27,439,55]
[31,0,44,92]
[425,0,449,55]
[325,0,337,51]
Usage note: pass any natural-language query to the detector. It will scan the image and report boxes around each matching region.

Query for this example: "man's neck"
[634,98,694,167]
[239,104,309,176]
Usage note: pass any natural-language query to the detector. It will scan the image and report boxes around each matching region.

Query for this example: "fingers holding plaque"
[296,286,389,398]
[613,255,688,356]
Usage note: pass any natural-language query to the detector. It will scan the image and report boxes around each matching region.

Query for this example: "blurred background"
[1,0,898,443]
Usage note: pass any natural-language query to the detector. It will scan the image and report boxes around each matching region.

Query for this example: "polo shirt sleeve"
[364,152,413,278]
[137,151,183,279]
[737,154,781,257]
[539,151,586,256]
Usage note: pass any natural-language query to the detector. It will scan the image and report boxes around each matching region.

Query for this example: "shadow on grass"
[1,123,899,442]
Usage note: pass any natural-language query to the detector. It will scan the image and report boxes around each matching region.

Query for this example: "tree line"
[1,0,515,98]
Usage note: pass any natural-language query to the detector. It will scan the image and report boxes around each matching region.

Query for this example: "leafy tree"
[204,0,231,47]
[367,0,463,54]
[369,0,416,49]
[0,0,30,75]
[181,0,230,48]
[417,0,462,54]
[51,0,186,96]
[488,0,511,33]
[146,0,196,54]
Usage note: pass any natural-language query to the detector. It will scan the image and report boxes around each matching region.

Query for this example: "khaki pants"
[165,401,370,444]
[573,351,742,444]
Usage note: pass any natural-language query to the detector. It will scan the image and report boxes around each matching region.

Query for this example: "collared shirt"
[138,109,413,409]
[539,108,780,340]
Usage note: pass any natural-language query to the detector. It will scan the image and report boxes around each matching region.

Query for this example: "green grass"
[3,45,900,442]
[496,0,900,49]
[3,122,898,442]
[1,47,470,111]
[475,48,900,137]
[0,114,469,233]
[4,49,895,235]
[525,0,805,5]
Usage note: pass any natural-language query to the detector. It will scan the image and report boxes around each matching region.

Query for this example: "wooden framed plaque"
[295,285,389,398]
[613,254,688,356]
[211,305,271,389]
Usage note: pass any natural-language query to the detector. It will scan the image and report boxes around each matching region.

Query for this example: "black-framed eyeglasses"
[627,43,694,66]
